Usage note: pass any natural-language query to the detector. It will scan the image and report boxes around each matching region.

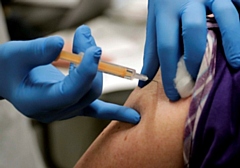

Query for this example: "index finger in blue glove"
[82,100,141,124]
[70,25,103,107]
[181,2,207,80]
[73,25,97,54]
[69,25,97,72]
[156,11,181,101]
[138,0,159,88]
[209,0,240,69]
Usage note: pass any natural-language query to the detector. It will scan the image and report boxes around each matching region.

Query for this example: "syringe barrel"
[98,60,135,79]
[57,51,135,79]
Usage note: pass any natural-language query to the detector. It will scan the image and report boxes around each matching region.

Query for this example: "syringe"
[56,51,149,81]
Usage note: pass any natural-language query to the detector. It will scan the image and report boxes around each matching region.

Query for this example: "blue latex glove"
[0,25,140,124]
[139,0,240,101]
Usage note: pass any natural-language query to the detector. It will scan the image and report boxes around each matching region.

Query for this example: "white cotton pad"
[174,57,194,98]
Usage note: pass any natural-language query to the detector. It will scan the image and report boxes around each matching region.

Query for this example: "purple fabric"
[190,30,240,167]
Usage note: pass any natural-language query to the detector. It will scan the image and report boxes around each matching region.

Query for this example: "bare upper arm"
[74,71,191,168]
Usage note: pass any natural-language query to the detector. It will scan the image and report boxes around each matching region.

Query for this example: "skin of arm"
[74,70,192,168]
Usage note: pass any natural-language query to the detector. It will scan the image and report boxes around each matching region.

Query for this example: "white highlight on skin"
[174,57,194,98]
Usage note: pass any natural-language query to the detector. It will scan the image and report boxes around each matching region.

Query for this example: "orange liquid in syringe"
[56,51,135,79]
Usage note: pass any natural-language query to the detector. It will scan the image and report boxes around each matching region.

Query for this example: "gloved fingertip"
[85,46,102,62]
[78,25,91,31]
[124,108,141,124]
[138,80,150,88]
[76,25,91,38]
[93,46,102,59]
[43,36,64,62]
[44,36,64,53]
[167,93,181,102]
[73,25,96,54]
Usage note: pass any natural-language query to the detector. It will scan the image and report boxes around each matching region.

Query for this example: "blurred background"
[1,0,147,167]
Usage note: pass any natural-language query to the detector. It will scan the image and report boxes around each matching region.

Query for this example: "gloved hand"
[139,0,240,101]
[0,25,140,124]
